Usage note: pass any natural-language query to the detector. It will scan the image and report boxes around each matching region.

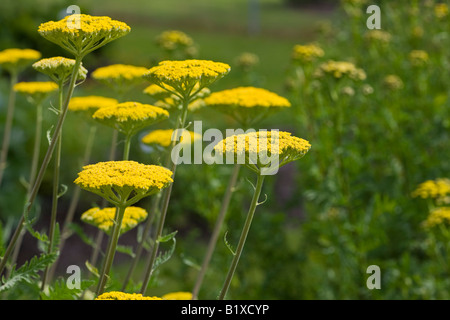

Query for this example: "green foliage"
[40,278,95,300]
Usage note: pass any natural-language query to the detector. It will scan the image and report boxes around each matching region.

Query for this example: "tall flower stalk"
[0,14,130,277]
[139,59,230,294]
[213,131,311,299]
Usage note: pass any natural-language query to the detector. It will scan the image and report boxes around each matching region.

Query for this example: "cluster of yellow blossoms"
[95,291,192,300]
[92,64,147,89]
[13,81,58,96]
[156,30,194,51]
[409,50,429,67]
[383,75,404,91]
[434,3,449,19]
[68,96,118,114]
[412,178,450,200]
[0,48,41,72]
[81,206,148,235]
[423,207,450,229]
[364,30,392,44]
[32,56,88,83]
[142,129,202,148]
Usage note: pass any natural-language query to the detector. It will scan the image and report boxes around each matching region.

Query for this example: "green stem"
[140,94,190,295]
[192,163,241,300]
[218,173,265,300]
[41,83,64,291]
[95,204,127,296]
[0,70,18,187]
[0,57,82,276]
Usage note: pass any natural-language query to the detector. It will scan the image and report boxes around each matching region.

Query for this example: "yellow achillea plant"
[74,160,173,295]
[156,30,194,50]
[435,3,449,19]
[364,30,392,44]
[383,74,404,91]
[214,130,311,299]
[162,291,193,300]
[423,207,450,229]
[92,64,148,95]
[412,178,450,202]
[38,14,130,57]
[32,56,88,85]
[95,291,162,300]
[13,81,58,103]
[291,43,324,64]
[204,86,291,127]
[68,95,118,116]
[142,129,202,148]
[314,60,366,81]
[81,206,148,235]
[409,50,429,67]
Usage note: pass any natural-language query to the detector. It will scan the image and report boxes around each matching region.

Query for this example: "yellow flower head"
[13,81,58,104]
[204,86,291,126]
[412,178,450,200]
[74,160,173,206]
[315,60,366,81]
[409,50,429,67]
[364,30,392,44]
[383,75,404,91]
[68,96,118,116]
[162,291,193,300]
[235,52,260,71]
[33,56,88,84]
[291,44,324,64]
[142,129,202,148]
[423,207,450,229]
[81,206,148,235]
[214,130,311,174]
[92,64,148,91]
[0,48,41,73]
[92,101,169,137]
[38,14,130,57]
[95,291,162,300]
[435,3,449,19]
[143,59,230,98]
[156,30,194,51]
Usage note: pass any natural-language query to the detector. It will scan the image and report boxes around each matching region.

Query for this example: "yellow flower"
[68,96,118,115]
[81,206,148,235]
[92,101,169,137]
[204,86,290,126]
[13,81,58,103]
[291,44,324,64]
[92,64,148,91]
[383,75,404,91]
[435,3,449,19]
[412,178,450,199]
[95,291,162,300]
[32,56,88,84]
[235,52,259,71]
[162,291,193,300]
[409,50,429,67]
[214,131,311,174]
[143,59,230,98]
[38,14,130,57]
[156,30,194,51]
[142,129,202,148]
[74,160,173,205]
[0,48,41,73]
[315,60,366,81]
[364,30,392,44]
[423,207,450,229]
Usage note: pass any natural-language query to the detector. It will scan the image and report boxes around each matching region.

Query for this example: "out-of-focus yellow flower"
[162,291,193,300]
[13,82,58,103]
[95,291,162,300]
[33,56,87,84]
[81,206,148,235]
[409,50,429,67]
[68,95,118,116]
[235,52,260,71]
[364,30,392,44]
[92,64,147,91]
[38,14,130,57]
[412,178,450,199]
[291,44,324,64]
[143,59,230,98]
[423,207,450,229]
[156,30,194,51]
[383,75,404,91]
[0,48,41,73]
[434,3,449,19]
[142,129,202,148]
[315,60,366,81]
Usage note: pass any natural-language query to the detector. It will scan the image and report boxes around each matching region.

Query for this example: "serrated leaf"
[115,244,135,258]
[157,230,178,243]
[153,237,176,272]
[0,252,57,293]
[85,261,99,278]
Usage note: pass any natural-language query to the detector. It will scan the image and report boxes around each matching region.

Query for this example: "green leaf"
[153,237,176,272]
[40,278,95,300]
[85,261,99,278]
[0,252,57,293]
[224,231,236,256]
[115,244,135,258]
